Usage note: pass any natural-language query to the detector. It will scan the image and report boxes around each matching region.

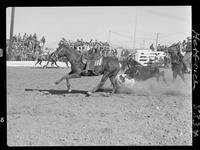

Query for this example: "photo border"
[1,0,199,149]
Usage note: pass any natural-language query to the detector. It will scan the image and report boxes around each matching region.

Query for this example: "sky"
[6,6,191,49]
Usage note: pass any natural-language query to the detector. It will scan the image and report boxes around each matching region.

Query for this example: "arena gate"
[134,49,165,66]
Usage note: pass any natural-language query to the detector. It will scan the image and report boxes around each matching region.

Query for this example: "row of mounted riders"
[35,44,190,75]
[40,41,191,96]
[35,46,117,69]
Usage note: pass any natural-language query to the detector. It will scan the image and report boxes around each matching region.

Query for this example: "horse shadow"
[24,88,113,96]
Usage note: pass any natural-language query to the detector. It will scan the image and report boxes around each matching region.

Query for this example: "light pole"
[133,7,138,52]
[155,33,159,50]
[8,7,15,56]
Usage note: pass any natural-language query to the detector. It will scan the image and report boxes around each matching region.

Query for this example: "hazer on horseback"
[52,42,120,95]
[182,36,192,73]
[166,41,191,83]
[35,48,60,68]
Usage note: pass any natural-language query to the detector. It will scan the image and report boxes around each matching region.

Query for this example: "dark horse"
[35,52,59,68]
[167,43,187,82]
[53,44,120,95]
[120,56,167,83]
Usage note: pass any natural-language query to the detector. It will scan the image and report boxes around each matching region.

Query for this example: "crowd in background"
[0,48,3,57]
[58,37,119,58]
[6,33,133,61]
[6,33,45,61]
[6,33,191,63]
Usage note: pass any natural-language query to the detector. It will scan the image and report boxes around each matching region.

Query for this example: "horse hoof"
[86,91,92,96]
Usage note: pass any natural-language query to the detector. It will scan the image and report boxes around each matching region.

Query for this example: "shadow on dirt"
[24,88,113,96]
[25,88,87,95]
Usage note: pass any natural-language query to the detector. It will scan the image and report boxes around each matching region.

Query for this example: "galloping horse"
[167,43,187,82]
[35,51,59,68]
[53,44,120,95]
[42,52,60,68]
[120,56,167,83]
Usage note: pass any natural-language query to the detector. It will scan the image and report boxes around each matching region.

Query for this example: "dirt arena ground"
[7,66,192,146]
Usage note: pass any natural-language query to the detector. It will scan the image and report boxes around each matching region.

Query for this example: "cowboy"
[182,40,187,49]
[157,43,161,51]
[150,43,154,51]
[84,47,100,76]
[186,36,192,52]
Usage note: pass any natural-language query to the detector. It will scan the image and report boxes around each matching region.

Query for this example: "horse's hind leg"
[173,71,178,81]
[89,72,110,93]
[109,75,118,93]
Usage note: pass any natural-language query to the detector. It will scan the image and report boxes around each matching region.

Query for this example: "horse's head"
[167,43,182,64]
[55,43,81,63]
[55,45,67,58]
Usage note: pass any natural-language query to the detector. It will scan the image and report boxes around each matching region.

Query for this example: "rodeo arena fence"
[134,49,165,66]
[6,33,191,68]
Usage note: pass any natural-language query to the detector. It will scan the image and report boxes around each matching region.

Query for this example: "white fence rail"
[135,49,165,66]
[6,61,68,67]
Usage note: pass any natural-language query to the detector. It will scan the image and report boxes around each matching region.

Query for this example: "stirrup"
[93,71,98,76]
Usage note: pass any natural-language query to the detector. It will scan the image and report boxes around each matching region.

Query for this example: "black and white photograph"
[0,48,3,57]
[4,5,196,147]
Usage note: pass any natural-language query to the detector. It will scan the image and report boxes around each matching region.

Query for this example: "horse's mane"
[59,44,81,56]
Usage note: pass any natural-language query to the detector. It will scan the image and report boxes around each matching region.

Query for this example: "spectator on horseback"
[173,42,189,74]
[40,36,46,48]
[186,36,192,52]
[157,43,161,51]
[182,40,187,50]
[150,43,154,51]
[33,33,37,40]
[181,37,192,73]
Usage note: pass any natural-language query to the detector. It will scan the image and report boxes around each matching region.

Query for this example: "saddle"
[87,55,103,71]
[81,51,103,75]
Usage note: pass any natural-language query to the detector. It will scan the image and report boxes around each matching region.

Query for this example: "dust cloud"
[116,78,192,97]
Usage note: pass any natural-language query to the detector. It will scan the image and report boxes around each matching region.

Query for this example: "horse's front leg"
[53,72,81,92]
[155,72,159,82]
[43,61,49,69]
[54,61,59,68]
[179,73,186,84]
[51,61,54,68]
[173,71,178,81]
[35,61,39,67]
[39,61,42,67]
